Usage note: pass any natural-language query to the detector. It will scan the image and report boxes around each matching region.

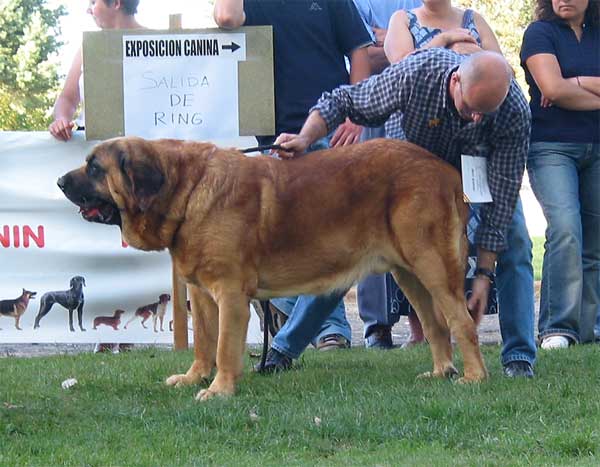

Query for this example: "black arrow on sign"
[222,42,240,53]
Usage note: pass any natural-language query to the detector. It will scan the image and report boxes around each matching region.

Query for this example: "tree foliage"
[0,0,66,130]
[457,0,536,85]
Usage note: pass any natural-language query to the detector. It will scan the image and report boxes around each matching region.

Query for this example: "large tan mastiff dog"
[58,137,487,401]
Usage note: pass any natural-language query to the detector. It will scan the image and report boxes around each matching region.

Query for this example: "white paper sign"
[461,155,493,203]
[122,33,246,140]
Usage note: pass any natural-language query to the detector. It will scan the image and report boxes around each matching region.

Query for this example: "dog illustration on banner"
[93,309,126,330]
[33,276,86,332]
[0,289,37,330]
[124,294,171,332]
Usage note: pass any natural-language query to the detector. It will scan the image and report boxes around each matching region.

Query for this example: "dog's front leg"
[196,291,250,402]
[77,303,86,331]
[166,284,219,388]
[68,309,75,332]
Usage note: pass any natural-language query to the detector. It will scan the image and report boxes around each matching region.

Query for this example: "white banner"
[0,132,261,344]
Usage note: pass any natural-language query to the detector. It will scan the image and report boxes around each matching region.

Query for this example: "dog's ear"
[82,277,86,287]
[119,150,164,212]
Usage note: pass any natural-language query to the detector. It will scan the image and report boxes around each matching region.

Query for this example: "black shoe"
[503,361,534,378]
[365,326,395,349]
[254,348,293,374]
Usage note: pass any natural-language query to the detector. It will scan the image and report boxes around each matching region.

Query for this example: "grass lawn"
[532,236,544,282]
[2,344,600,466]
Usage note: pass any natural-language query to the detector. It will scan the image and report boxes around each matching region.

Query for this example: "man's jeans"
[496,198,536,366]
[528,142,600,344]
[269,135,352,359]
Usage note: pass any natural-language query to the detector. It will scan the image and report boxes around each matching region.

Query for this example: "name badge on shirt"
[461,155,493,203]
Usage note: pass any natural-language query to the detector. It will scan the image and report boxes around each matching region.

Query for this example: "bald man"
[258,48,537,378]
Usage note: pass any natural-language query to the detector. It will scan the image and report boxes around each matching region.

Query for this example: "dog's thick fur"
[58,136,487,400]
[93,309,126,330]
[0,289,37,330]
[33,276,86,332]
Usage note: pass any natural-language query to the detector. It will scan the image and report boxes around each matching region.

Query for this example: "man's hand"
[329,118,363,147]
[272,133,312,159]
[467,276,491,326]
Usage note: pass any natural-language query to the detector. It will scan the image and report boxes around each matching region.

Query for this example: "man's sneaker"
[541,335,570,350]
[503,361,534,378]
[254,348,293,373]
[316,334,350,351]
[365,326,394,349]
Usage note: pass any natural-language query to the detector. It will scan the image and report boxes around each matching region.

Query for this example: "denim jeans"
[496,198,536,366]
[528,142,600,344]
[269,135,352,358]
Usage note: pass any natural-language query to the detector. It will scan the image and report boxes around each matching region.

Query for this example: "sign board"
[82,26,274,141]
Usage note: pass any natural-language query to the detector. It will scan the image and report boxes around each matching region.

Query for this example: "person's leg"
[579,143,600,343]
[496,197,536,368]
[357,273,401,348]
[271,290,350,359]
[528,142,585,344]
[266,134,353,354]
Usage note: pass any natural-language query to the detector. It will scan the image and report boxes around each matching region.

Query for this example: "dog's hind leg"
[123,314,138,329]
[391,267,457,379]
[166,284,218,388]
[33,298,53,329]
[196,289,249,402]
[410,254,487,383]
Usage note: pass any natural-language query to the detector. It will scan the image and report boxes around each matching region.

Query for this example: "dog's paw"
[195,388,232,402]
[417,366,458,380]
[165,374,191,387]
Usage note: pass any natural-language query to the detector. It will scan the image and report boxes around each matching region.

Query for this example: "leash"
[239,144,285,154]
[257,300,273,372]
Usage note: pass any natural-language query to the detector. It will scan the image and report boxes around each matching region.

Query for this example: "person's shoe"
[254,348,293,373]
[541,335,570,350]
[365,326,394,349]
[503,361,534,378]
[316,334,350,351]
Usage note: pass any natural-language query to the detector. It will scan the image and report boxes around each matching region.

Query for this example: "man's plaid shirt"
[312,48,531,252]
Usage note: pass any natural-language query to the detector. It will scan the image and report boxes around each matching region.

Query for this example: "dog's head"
[70,276,86,289]
[23,289,37,299]
[115,309,126,317]
[159,293,171,303]
[58,137,165,229]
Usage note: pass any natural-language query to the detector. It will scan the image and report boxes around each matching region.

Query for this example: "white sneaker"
[541,335,570,350]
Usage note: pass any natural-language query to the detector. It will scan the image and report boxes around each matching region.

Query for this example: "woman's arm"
[576,76,600,97]
[383,10,415,63]
[49,48,83,141]
[472,11,503,54]
[213,0,245,29]
[384,10,476,63]
[525,53,600,110]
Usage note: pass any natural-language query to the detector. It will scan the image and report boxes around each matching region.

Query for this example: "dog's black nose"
[57,176,66,192]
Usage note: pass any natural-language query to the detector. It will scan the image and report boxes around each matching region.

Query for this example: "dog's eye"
[87,162,104,179]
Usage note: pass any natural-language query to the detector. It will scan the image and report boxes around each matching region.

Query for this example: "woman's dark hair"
[104,0,139,16]
[535,0,599,26]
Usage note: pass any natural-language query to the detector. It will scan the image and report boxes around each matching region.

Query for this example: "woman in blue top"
[521,0,600,349]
